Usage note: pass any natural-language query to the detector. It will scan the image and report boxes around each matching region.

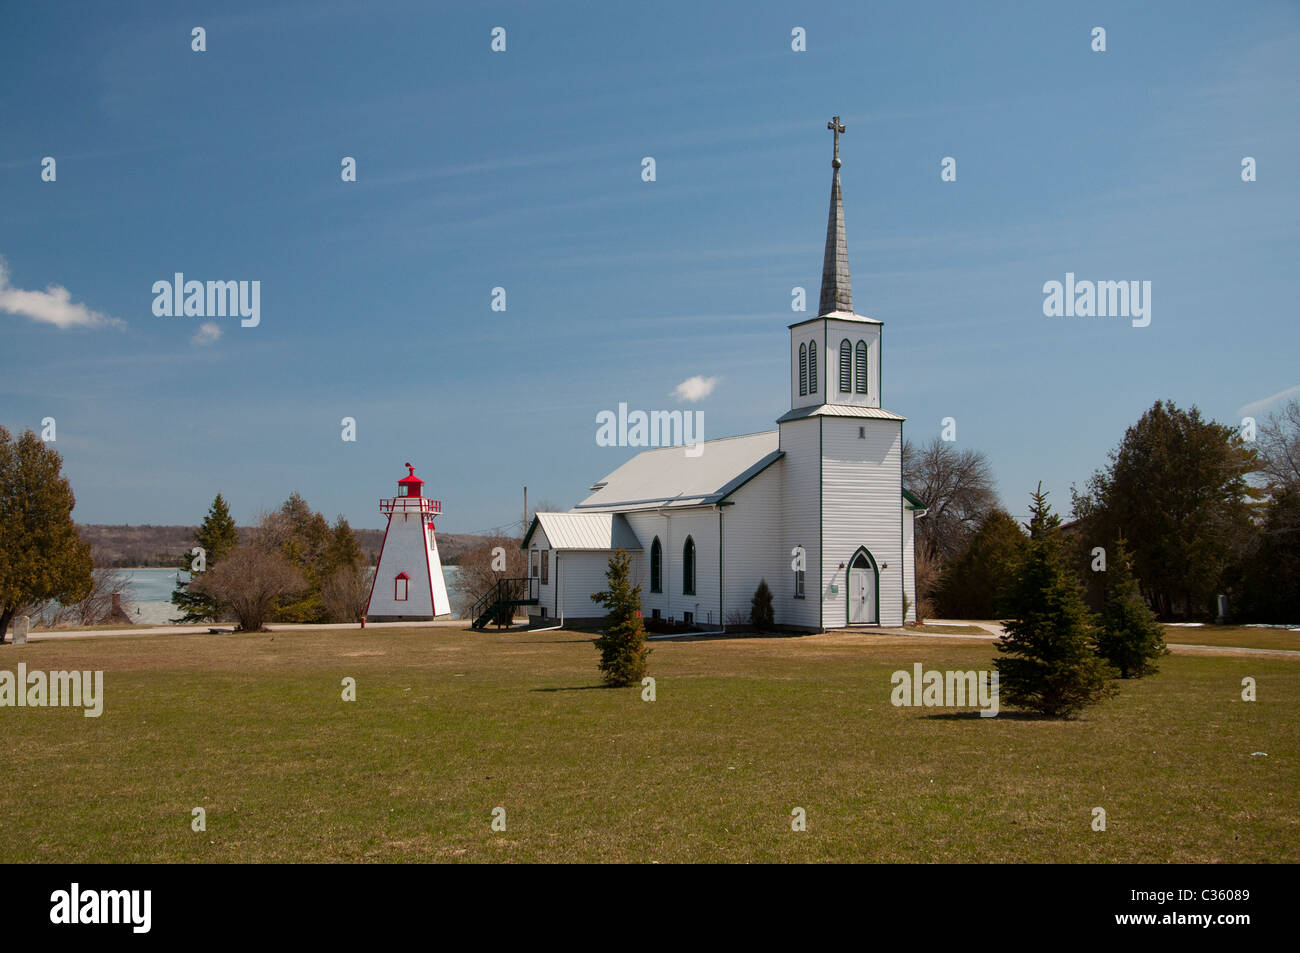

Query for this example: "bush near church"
[994,485,1116,718]
[590,549,649,687]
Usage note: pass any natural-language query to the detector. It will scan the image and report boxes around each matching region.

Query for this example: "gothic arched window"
[839,339,852,393]
[808,341,818,395]
[682,536,696,596]
[650,537,662,593]
[798,343,808,396]
[855,340,868,394]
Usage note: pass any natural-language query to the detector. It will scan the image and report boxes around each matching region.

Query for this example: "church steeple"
[818,115,852,316]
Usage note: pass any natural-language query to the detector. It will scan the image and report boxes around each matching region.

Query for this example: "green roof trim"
[902,487,927,510]
[520,515,540,550]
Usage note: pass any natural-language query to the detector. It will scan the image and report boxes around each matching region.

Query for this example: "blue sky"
[2,0,1297,534]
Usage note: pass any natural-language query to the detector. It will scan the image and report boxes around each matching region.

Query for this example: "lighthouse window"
[398,485,409,497]
[394,574,409,602]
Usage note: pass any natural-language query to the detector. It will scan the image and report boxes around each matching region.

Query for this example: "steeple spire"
[818,115,852,316]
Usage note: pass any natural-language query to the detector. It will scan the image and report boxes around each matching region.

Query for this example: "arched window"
[682,536,696,595]
[798,343,808,396]
[839,339,852,393]
[650,537,662,593]
[855,340,868,394]
[808,341,818,395]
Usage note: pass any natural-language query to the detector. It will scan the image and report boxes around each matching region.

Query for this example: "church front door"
[848,551,876,624]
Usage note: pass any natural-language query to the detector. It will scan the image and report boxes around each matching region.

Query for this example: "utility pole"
[523,486,527,536]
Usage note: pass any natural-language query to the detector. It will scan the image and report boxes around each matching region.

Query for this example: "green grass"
[909,624,994,635]
[1162,625,1300,651]
[1,626,1296,863]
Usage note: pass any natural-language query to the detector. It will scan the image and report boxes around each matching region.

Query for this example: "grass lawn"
[1162,625,1300,651]
[1,626,1296,863]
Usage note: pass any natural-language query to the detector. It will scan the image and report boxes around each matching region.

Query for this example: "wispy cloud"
[673,375,718,402]
[0,258,123,329]
[192,322,223,346]
[1240,384,1300,418]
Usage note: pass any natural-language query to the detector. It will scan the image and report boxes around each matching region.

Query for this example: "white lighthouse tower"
[365,463,451,622]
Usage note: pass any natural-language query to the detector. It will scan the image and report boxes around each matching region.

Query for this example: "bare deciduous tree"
[901,437,998,563]
[1258,399,1300,493]
[321,564,373,623]
[190,546,305,632]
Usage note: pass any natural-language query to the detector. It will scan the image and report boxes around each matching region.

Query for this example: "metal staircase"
[469,577,539,630]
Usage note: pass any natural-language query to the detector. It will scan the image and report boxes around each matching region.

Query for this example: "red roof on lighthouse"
[398,462,424,497]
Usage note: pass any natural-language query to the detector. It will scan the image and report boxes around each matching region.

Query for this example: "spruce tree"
[1096,535,1168,677]
[0,428,93,641]
[170,492,240,623]
[750,579,774,630]
[994,484,1116,717]
[590,548,650,686]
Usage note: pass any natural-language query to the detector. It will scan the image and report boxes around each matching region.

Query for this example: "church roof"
[522,512,643,551]
[574,431,783,512]
[775,404,905,424]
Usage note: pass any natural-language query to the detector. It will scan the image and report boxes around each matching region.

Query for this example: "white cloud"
[1239,384,1300,418]
[0,257,123,329]
[192,321,223,346]
[673,375,718,403]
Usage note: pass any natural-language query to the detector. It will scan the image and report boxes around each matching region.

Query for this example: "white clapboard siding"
[553,551,639,620]
[820,416,904,627]
[721,462,784,624]
[778,417,822,629]
[903,505,917,623]
[625,509,722,626]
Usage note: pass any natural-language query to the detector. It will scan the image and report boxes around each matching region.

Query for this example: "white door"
[849,552,875,624]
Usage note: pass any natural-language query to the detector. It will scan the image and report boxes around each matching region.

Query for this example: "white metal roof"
[529,511,643,551]
[574,431,783,512]
[775,403,906,424]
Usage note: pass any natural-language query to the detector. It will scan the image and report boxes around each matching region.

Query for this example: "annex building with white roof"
[521,119,926,631]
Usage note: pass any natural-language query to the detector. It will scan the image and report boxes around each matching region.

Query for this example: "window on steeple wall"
[799,344,808,396]
[808,341,818,394]
[855,340,868,393]
[839,339,852,392]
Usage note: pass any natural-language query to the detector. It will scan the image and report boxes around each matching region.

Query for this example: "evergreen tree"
[935,508,1027,619]
[591,548,650,686]
[170,493,239,623]
[750,579,775,630]
[994,484,1116,717]
[324,516,364,575]
[1096,535,1168,677]
[0,428,93,641]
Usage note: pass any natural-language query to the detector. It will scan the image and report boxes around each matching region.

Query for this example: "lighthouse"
[365,463,451,622]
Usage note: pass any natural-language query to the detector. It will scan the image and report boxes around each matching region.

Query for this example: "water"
[120,565,464,624]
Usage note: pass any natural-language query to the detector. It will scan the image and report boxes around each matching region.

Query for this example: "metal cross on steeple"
[827,115,846,168]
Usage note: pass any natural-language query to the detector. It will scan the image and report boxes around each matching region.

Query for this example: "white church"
[522,119,926,631]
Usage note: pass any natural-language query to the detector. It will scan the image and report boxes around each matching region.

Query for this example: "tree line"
[172,492,373,631]
[906,398,1299,624]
